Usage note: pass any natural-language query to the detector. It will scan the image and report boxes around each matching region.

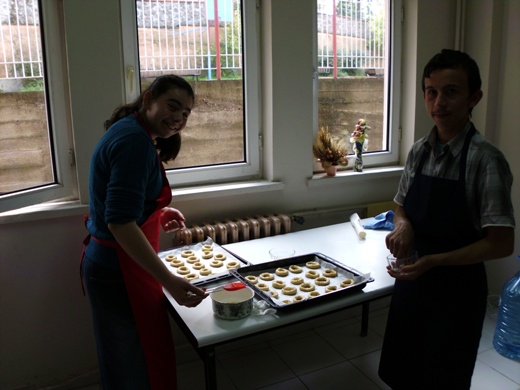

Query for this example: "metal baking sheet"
[159,237,250,285]
[230,252,373,310]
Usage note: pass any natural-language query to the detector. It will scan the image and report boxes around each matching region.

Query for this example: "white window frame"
[313,0,402,169]
[0,1,75,214]
[377,0,401,166]
[120,0,261,187]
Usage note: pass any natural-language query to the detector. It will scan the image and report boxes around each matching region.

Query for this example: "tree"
[336,0,373,21]
[368,4,384,55]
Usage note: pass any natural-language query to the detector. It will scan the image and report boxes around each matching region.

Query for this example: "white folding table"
[164,221,394,389]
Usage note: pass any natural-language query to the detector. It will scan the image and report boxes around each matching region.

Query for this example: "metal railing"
[0,0,42,79]
[136,0,242,80]
[0,0,385,81]
[317,0,385,77]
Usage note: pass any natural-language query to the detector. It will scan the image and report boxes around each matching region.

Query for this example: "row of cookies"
[242,260,358,305]
[160,243,242,281]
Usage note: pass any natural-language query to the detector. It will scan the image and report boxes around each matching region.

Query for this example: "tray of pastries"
[159,237,250,284]
[230,252,373,310]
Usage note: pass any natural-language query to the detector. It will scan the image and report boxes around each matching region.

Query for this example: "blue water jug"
[493,256,520,359]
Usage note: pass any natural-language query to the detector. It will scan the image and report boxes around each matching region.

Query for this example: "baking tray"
[158,237,250,285]
[230,252,373,310]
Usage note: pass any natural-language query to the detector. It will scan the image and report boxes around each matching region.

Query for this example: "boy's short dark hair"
[422,49,482,95]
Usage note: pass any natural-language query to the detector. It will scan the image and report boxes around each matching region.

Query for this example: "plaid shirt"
[395,122,515,232]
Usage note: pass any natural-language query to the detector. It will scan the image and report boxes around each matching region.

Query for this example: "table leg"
[360,301,369,337]
[200,345,217,390]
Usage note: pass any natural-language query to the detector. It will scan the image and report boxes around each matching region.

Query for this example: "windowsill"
[0,168,403,224]
[308,165,404,186]
[0,180,285,225]
[0,200,89,225]
[170,180,285,202]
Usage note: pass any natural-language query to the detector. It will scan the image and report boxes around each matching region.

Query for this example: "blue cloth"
[363,210,395,230]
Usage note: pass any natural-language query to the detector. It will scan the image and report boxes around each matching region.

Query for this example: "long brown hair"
[104,75,195,162]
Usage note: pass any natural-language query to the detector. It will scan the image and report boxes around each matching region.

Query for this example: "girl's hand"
[168,276,208,307]
[160,208,186,233]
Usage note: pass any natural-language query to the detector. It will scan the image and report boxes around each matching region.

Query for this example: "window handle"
[126,66,135,94]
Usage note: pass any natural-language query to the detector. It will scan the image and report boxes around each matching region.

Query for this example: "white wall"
[64,0,126,203]
[465,0,520,293]
[1,0,519,388]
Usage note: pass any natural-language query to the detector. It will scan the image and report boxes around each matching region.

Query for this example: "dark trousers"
[82,255,151,390]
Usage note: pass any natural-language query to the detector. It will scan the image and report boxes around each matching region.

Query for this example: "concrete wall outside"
[0,77,384,191]
[0,91,52,193]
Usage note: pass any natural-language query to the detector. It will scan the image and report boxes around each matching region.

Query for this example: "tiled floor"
[79,298,520,390]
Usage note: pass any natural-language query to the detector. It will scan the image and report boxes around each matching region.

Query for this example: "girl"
[81,75,207,389]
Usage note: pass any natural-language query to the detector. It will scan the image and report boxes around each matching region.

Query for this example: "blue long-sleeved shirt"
[85,114,163,266]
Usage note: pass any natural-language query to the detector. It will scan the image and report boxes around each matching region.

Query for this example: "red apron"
[82,114,177,389]
[115,178,176,390]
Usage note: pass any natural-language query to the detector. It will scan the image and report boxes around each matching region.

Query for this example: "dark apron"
[379,127,487,389]
[81,118,177,389]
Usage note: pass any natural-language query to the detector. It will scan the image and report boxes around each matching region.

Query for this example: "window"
[0,0,402,214]
[0,1,74,213]
[315,0,400,171]
[121,0,260,187]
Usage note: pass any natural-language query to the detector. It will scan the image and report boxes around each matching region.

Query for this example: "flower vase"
[325,165,338,177]
[354,141,364,172]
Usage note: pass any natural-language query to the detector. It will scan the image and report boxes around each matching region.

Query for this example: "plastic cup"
[269,248,295,260]
[386,252,418,273]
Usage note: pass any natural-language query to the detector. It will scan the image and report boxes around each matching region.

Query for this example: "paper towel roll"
[350,213,366,239]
